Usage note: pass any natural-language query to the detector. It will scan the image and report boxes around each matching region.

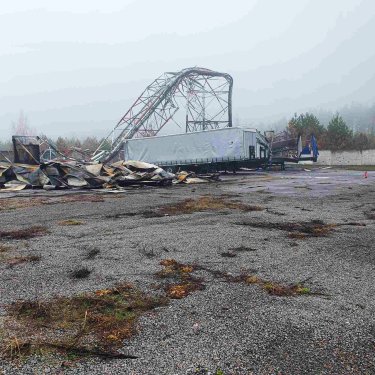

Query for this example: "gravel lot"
[1,168,374,374]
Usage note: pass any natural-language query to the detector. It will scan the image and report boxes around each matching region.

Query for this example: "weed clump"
[1,283,168,360]
[0,226,48,240]
[156,259,205,299]
[262,282,311,296]
[196,264,312,297]
[236,219,336,239]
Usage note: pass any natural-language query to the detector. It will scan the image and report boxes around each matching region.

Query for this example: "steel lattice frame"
[94,67,233,162]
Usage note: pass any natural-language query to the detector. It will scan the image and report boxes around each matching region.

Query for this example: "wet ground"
[0,167,374,374]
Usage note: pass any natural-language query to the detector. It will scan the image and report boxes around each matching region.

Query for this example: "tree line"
[287,112,375,151]
[1,110,375,153]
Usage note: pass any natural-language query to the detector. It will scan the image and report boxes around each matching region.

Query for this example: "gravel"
[0,168,374,374]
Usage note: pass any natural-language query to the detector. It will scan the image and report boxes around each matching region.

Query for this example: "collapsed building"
[0,67,318,192]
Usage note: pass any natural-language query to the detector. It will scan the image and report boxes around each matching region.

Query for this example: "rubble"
[0,158,222,192]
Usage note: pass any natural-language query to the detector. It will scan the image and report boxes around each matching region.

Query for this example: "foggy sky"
[1,0,374,140]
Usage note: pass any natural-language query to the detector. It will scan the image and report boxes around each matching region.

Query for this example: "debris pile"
[0,160,175,191]
[0,158,222,192]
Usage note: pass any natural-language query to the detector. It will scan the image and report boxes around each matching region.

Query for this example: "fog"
[1,0,374,140]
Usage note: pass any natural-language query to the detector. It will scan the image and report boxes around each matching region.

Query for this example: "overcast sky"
[1,0,374,139]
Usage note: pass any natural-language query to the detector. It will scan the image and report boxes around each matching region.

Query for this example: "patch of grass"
[0,226,48,240]
[70,267,91,279]
[165,283,204,299]
[58,219,84,226]
[236,219,336,239]
[6,255,41,267]
[1,283,167,360]
[196,264,313,297]
[262,282,310,296]
[156,259,205,299]
[156,195,263,216]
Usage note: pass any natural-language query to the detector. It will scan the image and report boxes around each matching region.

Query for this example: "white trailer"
[123,127,269,169]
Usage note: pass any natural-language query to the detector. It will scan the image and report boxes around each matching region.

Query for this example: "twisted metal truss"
[93,67,233,162]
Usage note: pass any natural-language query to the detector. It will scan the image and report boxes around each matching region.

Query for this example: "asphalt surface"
[0,168,374,374]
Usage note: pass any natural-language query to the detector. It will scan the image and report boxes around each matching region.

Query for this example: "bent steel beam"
[94,67,233,162]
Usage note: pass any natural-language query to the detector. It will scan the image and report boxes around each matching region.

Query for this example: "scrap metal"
[93,67,233,163]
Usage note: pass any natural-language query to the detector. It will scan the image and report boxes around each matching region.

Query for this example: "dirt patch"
[5,255,41,267]
[156,195,263,216]
[1,283,168,360]
[0,226,48,240]
[0,194,104,212]
[57,195,105,204]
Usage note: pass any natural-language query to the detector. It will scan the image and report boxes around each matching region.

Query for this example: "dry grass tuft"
[1,283,168,360]
[263,282,311,296]
[196,264,312,297]
[157,195,263,216]
[156,259,205,299]
[165,282,205,299]
[58,219,84,226]
[0,226,48,240]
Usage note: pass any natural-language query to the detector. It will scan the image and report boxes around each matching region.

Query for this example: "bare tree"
[11,111,36,136]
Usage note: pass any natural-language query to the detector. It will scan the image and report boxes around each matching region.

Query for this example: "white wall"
[317,150,375,165]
